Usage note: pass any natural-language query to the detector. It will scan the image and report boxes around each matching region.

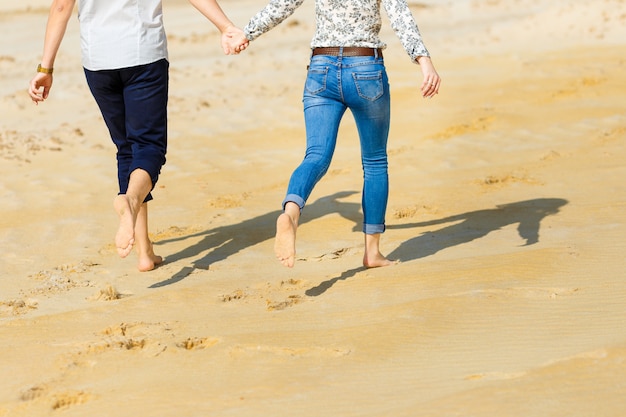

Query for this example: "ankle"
[283,209,300,227]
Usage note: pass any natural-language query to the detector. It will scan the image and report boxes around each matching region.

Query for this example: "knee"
[303,152,332,174]
[362,154,388,173]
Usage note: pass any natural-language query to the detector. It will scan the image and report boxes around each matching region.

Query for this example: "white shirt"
[244,0,430,63]
[78,0,168,71]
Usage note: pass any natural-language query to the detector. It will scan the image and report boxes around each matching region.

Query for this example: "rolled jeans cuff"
[363,223,385,234]
[282,194,306,211]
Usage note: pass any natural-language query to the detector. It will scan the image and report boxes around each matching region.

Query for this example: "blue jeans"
[284,52,390,234]
[84,59,169,202]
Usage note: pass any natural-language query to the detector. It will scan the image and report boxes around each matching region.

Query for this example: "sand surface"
[1,0,626,415]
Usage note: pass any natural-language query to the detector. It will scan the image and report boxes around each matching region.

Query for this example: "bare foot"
[114,195,135,258]
[274,213,297,268]
[363,252,399,268]
[137,243,164,272]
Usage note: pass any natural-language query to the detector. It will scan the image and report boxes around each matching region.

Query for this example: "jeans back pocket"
[352,71,383,101]
[305,67,328,95]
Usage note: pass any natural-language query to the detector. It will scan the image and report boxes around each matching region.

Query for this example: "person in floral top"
[244,0,441,268]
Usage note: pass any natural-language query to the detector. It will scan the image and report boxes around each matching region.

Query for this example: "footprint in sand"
[51,391,92,410]
[266,295,304,311]
[298,247,356,264]
[18,384,92,412]
[474,170,543,191]
[176,337,220,351]
[29,261,98,296]
[393,204,440,219]
[0,298,38,317]
[431,116,495,140]
[220,279,309,311]
[150,225,202,241]
[267,278,309,311]
[207,192,250,209]
[67,322,172,359]
[546,76,608,101]
[219,289,249,302]
[0,262,99,318]
[20,384,48,402]
[66,322,223,363]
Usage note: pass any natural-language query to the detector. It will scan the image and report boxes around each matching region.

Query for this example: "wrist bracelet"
[37,64,53,74]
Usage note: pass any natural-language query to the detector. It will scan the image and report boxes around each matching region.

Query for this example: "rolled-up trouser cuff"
[363,223,385,234]
[282,194,306,211]
[118,191,153,203]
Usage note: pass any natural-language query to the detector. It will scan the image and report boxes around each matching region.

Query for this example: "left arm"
[416,56,441,99]
[383,0,440,98]
[28,0,76,104]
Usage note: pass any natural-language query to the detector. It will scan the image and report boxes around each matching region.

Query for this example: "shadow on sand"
[150,191,361,288]
[306,198,568,296]
[152,196,567,290]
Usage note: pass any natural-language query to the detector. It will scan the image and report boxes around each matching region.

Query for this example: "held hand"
[221,26,249,55]
[416,56,440,99]
[28,73,53,105]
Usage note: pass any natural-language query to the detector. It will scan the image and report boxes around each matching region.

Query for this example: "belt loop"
[374,48,379,59]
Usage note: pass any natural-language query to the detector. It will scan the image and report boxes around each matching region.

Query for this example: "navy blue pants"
[84,59,169,202]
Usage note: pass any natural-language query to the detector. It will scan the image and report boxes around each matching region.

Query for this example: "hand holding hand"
[221,25,249,55]
[28,73,53,105]
[417,56,440,99]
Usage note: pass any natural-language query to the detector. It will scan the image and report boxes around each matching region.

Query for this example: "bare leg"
[363,233,397,268]
[134,202,163,272]
[274,202,300,268]
[114,169,152,258]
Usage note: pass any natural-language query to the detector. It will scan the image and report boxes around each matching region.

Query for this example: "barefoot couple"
[30,0,440,272]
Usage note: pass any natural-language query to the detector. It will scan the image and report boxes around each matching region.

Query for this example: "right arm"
[28,0,76,104]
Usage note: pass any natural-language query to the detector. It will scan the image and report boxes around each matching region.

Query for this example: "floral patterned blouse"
[244,0,430,63]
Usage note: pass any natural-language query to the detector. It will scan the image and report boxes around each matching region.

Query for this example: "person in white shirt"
[244,0,441,268]
[29,0,248,272]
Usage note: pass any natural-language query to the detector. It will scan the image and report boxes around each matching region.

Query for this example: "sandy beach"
[1,0,626,415]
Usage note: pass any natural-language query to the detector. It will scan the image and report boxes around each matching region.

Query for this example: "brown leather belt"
[312,47,383,58]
